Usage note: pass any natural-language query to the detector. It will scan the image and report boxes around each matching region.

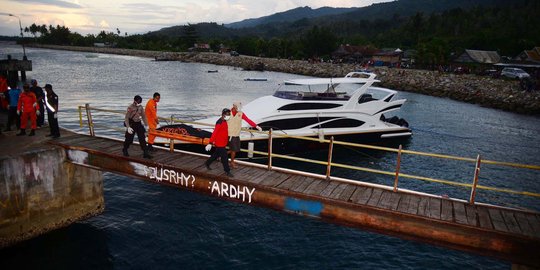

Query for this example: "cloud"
[10,0,83,9]
[99,20,109,28]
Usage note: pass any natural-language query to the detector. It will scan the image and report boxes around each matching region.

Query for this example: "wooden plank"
[338,184,356,202]
[526,214,540,237]
[349,186,368,204]
[440,199,453,222]
[249,170,277,185]
[158,154,192,165]
[277,175,305,191]
[228,166,256,179]
[367,188,383,207]
[356,188,373,205]
[377,191,393,210]
[305,180,330,196]
[476,207,493,230]
[417,197,429,217]
[514,212,536,238]
[488,208,510,233]
[291,177,315,193]
[464,204,478,227]
[388,192,402,211]
[260,171,291,187]
[242,169,269,184]
[58,135,96,145]
[319,181,339,198]
[500,210,522,234]
[329,184,348,200]
[149,151,174,163]
[453,201,468,225]
[397,194,412,213]
[406,195,421,215]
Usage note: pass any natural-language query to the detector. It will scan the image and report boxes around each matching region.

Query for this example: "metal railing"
[77,104,540,207]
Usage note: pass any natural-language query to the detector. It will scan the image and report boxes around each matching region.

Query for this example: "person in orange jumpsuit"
[17,83,39,136]
[144,92,160,151]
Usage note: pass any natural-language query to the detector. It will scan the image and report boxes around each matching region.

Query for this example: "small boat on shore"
[207,70,218,73]
[156,72,411,152]
[244,78,268,81]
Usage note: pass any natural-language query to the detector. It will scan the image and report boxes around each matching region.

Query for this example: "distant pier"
[0,55,32,86]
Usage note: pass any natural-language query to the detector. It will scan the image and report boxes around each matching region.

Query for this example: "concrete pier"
[0,123,104,248]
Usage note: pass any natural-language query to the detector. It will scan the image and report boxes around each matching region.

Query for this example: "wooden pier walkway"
[49,132,540,267]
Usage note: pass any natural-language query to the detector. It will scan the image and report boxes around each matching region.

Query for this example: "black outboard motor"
[380,114,409,127]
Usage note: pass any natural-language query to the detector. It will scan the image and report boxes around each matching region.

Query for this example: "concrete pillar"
[0,147,105,247]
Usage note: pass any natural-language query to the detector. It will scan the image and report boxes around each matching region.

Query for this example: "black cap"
[222,108,231,115]
[134,95,142,103]
[44,84,52,90]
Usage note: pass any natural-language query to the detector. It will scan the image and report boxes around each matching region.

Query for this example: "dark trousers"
[37,101,45,126]
[47,111,60,136]
[123,121,147,151]
[205,147,230,172]
[6,106,20,130]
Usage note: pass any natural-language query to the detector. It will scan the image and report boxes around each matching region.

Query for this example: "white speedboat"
[157,72,411,152]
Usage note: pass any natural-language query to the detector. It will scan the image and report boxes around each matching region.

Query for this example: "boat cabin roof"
[284,77,380,86]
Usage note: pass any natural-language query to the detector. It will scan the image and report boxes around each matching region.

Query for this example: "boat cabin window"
[273,83,359,101]
[278,103,342,111]
[273,91,349,101]
[259,117,336,130]
[358,94,376,104]
[313,119,365,128]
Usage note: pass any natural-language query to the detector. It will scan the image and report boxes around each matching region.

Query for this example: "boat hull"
[156,127,411,156]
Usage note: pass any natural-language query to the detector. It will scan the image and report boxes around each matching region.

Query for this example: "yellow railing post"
[84,103,95,136]
[469,154,481,204]
[268,129,273,170]
[326,136,334,179]
[78,106,83,128]
[393,144,403,192]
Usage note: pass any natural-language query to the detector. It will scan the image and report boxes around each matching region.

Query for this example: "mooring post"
[469,154,481,204]
[78,106,83,128]
[267,129,273,170]
[393,144,403,192]
[326,136,334,179]
[169,115,175,152]
[85,103,95,136]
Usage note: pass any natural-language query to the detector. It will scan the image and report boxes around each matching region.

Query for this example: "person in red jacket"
[204,108,233,177]
[17,83,39,136]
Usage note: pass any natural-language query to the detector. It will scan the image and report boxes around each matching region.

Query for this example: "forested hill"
[146,0,537,56]
[24,0,538,66]
[225,6,355,29]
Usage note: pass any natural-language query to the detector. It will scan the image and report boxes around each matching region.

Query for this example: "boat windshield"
[273,83,359,100]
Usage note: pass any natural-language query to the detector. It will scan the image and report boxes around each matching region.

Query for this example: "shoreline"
[29,44,540,115]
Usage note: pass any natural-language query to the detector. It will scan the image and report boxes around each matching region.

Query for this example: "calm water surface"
[2,44,539,269]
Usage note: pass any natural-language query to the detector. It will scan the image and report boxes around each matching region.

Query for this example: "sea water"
[1,43,539,269]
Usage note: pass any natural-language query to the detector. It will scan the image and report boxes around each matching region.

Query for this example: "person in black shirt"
[44,84,60,138]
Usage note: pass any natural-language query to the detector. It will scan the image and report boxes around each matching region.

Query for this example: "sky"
[0,0,392,36]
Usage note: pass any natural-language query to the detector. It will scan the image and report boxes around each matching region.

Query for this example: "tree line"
[13,0,540,68]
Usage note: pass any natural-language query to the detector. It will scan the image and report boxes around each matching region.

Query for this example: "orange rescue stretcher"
[148,129,210,152]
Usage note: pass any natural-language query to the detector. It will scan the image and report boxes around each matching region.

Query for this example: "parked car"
[478,69,500,78]
[230,51,239,57]
[501,67,530,79]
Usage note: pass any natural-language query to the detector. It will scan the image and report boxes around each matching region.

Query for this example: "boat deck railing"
[77,104,540,210]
